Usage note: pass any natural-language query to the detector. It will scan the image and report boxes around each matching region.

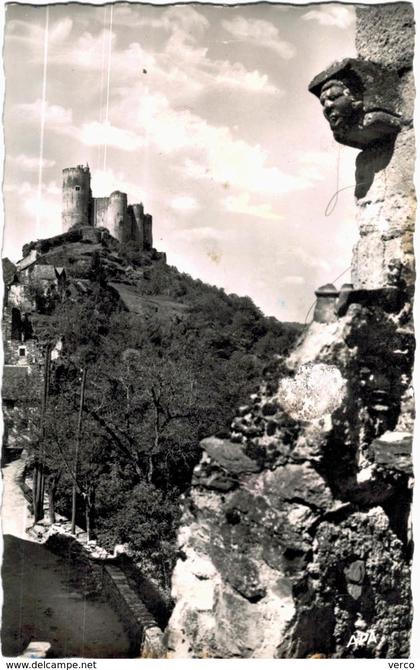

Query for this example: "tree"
[86,343,199,485]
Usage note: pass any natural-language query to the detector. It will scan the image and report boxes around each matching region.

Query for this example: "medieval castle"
[1,165,158,456]
[62,165,153,250]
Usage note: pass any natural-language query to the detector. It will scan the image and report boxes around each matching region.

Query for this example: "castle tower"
[62,165,91,232]
[107,191,128,242]
[130,203,145,248]
[313,283,338,324]
[143,214,153,250]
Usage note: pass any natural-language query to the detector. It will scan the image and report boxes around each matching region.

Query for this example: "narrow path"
[1,458,132,658]
[1,458,30,539]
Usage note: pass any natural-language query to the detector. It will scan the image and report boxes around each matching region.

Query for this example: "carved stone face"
[319,80,363,130]
[309,59,402,148]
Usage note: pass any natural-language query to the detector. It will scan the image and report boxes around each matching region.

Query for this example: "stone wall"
[7,283,34,313]
[352,3,415,289]
[92,196,110,229]
[103,564,166,658]
[129,204,145,248]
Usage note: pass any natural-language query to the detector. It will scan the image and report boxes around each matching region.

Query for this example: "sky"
[2,2,360,322]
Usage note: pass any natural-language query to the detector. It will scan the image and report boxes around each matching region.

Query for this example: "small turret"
[62,165,91,232]
[107,191,128,242]
[130,203,145,249]
[313,283,339,324]
[143,214,153,251]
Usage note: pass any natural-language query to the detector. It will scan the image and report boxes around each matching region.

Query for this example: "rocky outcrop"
[165,3,415,659]
[166,292,414,658]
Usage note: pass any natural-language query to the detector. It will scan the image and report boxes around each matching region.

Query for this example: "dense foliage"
[29,261,302,589]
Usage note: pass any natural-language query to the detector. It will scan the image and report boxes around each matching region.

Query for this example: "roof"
[315,283,338,297]
[16,249,39,272]
[30,264,57,281]
[2,258,17,286]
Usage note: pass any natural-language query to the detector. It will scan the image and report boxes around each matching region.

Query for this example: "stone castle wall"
[92,196,110,229]
[61,166,153,249]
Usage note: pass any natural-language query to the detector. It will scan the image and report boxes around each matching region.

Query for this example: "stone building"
[62,165,153,249]
[1,257,61,458]
[2,295,38,457]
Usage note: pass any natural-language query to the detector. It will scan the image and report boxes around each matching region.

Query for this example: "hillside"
[2,228,303,590]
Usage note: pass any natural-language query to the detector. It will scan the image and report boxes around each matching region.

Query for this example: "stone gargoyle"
[308,58,402,149]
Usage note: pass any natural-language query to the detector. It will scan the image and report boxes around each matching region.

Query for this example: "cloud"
[224,193,283,220]
[160,19,281,95]
[174,226,225,242]
[50,29,156,78]
[6,16,73,47]
[282,275,305,285]
[3,181,32,195]
[170,195,200,211]
[11,154,56,171]
[136,6,209,34]
[214,62,280,94]
[45,181,61,195]
[14,9,279,98]
[14,101,144,154]
[302,6,355,29]
[222,17,296,58]
[90,168,147,202]
[183,146,309,197]
[298,151,336,182]
[15,99,73,127]
[4,179,60,196]
[122,93,307,195]
[63,90,300,197]
[23,195,61,240]
[49,17,74,43]
[294,247,332,274]
[4,178,62,242]
[78,121,145,152]
[108,30,277,96]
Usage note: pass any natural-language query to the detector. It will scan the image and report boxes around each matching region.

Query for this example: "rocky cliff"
[165,3,415,659]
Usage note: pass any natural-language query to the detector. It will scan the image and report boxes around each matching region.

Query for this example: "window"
[19,347,26,357]
[75,185,81,191]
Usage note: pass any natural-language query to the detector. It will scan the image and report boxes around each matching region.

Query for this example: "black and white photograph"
[0,0,416,661]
